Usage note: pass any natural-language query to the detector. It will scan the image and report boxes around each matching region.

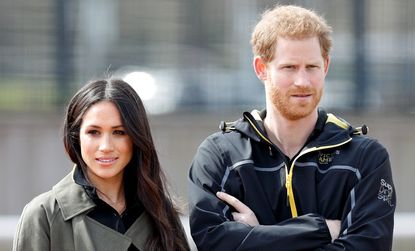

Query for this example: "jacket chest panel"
[226,155,360,223]
[227,161,290,224]
[293,162,359,218]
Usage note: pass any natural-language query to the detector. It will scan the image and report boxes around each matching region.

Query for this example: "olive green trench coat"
[13,169,153,251]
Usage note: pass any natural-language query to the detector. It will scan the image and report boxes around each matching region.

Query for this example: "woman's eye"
[114,130,126,135]
[87,130,100,135]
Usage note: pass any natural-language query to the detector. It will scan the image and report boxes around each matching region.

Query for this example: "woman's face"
[79,101,133,186]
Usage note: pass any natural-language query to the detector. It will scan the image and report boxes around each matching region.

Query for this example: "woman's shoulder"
[21,188,60,223]
[14,187,64,250]
[19,172,76,224]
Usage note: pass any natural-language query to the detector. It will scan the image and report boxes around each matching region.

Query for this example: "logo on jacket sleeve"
[377,179,394,207]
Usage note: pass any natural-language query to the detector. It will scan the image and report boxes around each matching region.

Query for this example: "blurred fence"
[0,0,415,113]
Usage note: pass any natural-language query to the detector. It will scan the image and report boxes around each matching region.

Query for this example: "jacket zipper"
[244,113,353,218]
[286,139,352,217]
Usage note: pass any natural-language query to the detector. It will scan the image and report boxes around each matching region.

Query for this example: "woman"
[13,79,190,251]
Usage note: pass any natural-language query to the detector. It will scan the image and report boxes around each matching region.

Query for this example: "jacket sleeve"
[188,136,331,251]
[316,140,396,251]
[13,195,51,251]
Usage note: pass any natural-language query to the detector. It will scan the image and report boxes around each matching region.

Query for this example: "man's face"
[262,36,329,120]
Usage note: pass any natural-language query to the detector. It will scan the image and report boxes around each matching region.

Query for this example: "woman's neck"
[86,171,126,214]
[96,185,126,214]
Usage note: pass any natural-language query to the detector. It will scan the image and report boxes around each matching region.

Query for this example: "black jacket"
[188,109,395,251]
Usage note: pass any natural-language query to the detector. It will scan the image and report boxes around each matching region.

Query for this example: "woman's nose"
[99,134,114,152]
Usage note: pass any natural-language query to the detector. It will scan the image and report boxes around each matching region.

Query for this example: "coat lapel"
[73,215,132,251]
[126,212,153,250]
[72,212,153,251]
[52,168,95,220]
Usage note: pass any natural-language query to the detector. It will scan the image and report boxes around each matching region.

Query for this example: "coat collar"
[52,167,153,250]
[52,166,96,221]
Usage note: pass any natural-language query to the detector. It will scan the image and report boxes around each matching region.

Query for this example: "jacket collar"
[225,108,355,148]
[52,166,96,221]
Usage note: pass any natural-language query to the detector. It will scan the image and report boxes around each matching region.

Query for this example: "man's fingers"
[325,219,341,242]
[216,191,249,213]
[217,191,260,226]
[231,212,243,222]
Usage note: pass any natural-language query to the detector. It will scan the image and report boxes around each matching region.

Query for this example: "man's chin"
[280,107,316,121]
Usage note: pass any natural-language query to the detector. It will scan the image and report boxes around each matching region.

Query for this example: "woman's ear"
[253,56,268,81]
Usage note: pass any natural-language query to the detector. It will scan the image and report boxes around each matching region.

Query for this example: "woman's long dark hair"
[63,79,189,251]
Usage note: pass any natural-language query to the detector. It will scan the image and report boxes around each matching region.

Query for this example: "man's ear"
[324,56,330,76]
[253,56,268,81]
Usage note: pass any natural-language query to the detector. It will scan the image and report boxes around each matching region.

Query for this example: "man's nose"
[294,69,311,87]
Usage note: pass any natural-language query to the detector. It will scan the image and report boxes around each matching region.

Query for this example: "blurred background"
[1,0,414,250]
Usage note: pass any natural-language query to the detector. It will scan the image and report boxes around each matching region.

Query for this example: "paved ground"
[2,213,414,250]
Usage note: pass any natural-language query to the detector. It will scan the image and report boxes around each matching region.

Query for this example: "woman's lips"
[96,157,118,165]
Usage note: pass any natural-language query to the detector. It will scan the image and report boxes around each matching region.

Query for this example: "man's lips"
[292,93,312,97]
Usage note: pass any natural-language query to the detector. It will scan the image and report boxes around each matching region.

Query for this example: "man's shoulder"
[352,134,388,155]
[202,126,247,148]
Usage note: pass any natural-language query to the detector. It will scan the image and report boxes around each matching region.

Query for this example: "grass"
[0,78,60,112]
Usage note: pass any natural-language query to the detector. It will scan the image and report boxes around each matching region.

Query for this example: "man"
[188,5,395,251]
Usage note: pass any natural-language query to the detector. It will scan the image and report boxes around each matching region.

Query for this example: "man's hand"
[325,219,341,242]
[216,191,259,226]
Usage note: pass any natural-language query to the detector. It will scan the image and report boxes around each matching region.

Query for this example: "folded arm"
[316,142,396,250]
[188,138,332,251]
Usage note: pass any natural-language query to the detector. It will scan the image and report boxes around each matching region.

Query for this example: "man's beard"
[268,85,322,121]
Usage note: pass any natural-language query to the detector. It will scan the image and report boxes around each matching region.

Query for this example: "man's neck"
[264,108,318,159]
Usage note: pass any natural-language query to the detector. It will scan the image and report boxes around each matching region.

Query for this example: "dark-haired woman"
[13,79,190,251]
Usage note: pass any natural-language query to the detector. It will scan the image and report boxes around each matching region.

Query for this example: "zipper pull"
[284,164,290,207]
[286,180,290,207]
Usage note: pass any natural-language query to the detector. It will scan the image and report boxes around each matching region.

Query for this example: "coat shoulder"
[13,190,60,251]
[20,189,60,226]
